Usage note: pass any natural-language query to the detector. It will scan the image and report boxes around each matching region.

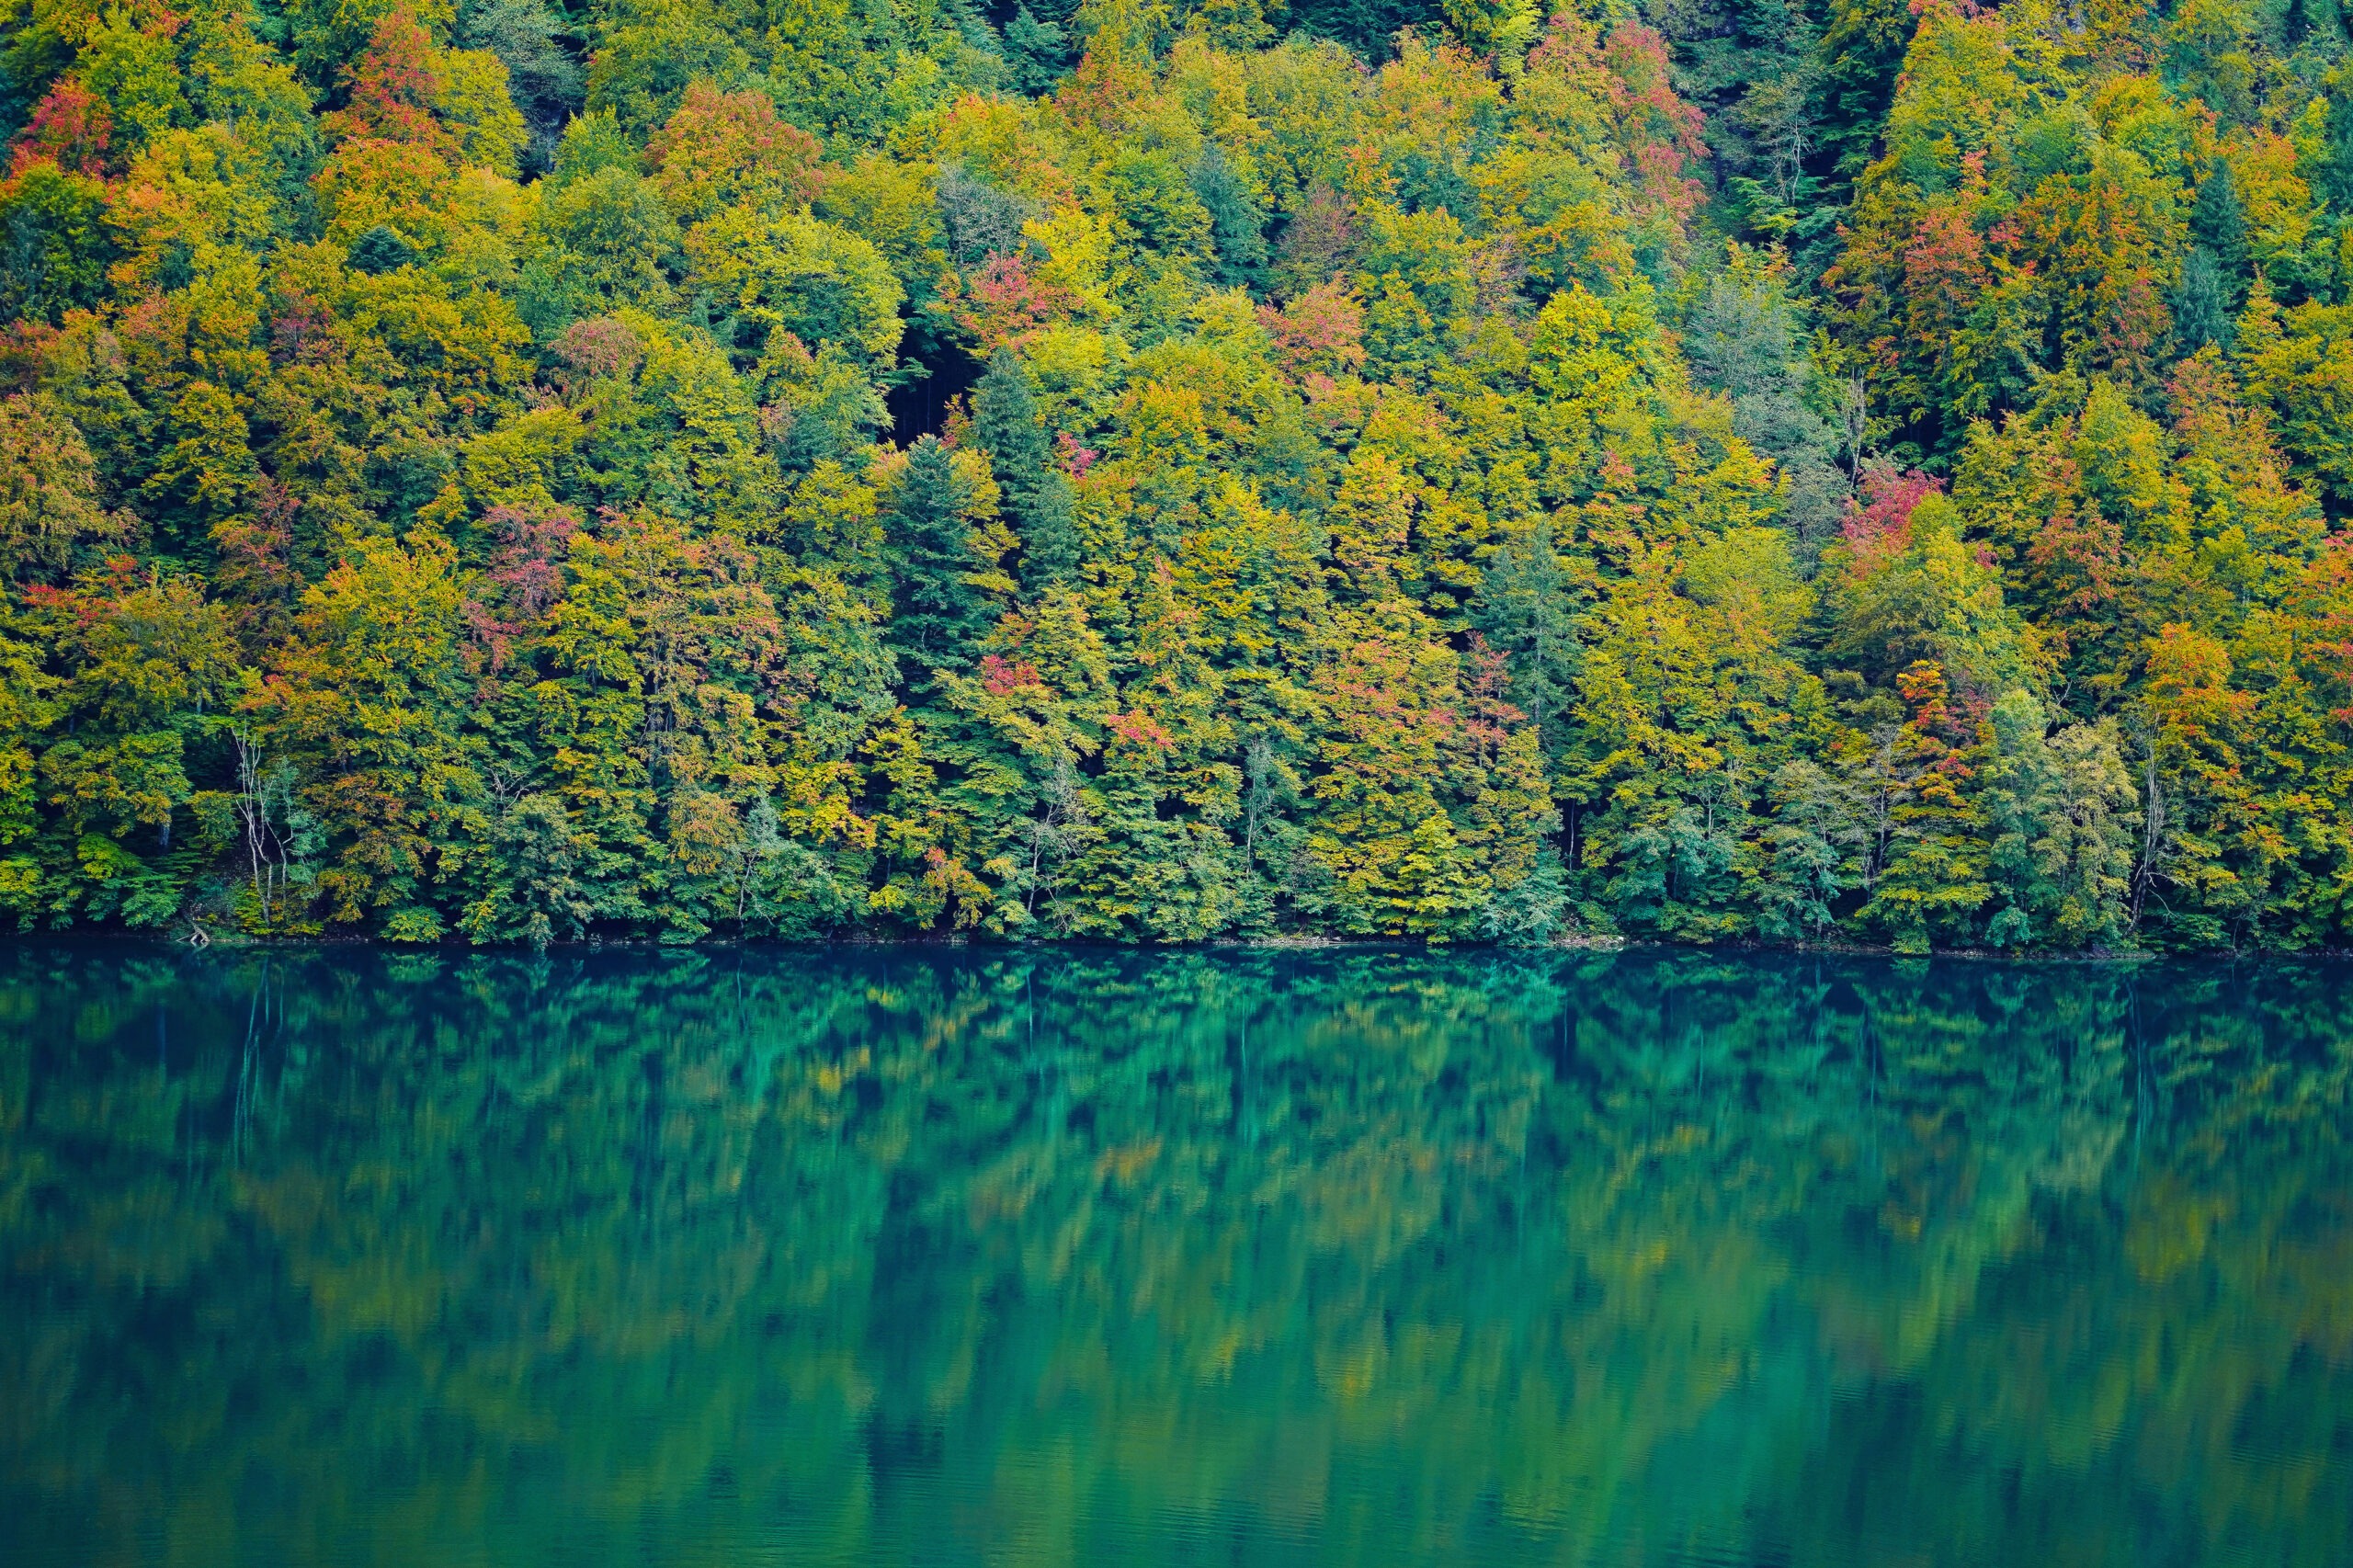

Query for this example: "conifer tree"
[971,350,1081,592]
[1003,3,1069,95]
[2190,160,2248,281]
[1813,0,1911,187]
[2174,249,2234,352]
[883,437,991,675]
[1190,145,1268,294]
[1475,517,1581,766]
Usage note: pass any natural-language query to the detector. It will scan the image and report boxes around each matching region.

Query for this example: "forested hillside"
[0,0,2347,949]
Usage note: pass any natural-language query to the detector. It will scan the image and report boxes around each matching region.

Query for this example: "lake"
[1,944,2347,1566]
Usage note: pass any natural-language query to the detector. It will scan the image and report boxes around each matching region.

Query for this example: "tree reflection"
[1,947,2347,1566]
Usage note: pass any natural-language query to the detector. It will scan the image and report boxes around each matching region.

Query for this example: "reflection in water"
[0,945,2347,1566]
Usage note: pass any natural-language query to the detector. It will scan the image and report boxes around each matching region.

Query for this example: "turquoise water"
[1,945,2347,1566]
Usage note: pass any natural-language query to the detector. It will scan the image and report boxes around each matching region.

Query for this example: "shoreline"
[11,928,2347,963]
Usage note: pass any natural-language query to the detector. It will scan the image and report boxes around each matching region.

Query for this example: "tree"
[1682,267,1849,554]
[1851,662,1993,954]
[883,437,992,675]
[1982,690,2139,949]
[460,0,583,164]
[1190,144,1268,294]
[0,163,115,323]
[971,350,1082,591]
[0,394,136,582]
[1813,0,1911,187]
[1004,3,1071,95]
[1476,516,1580,767]
[2189,159,2248,285]
[2174,248,2234,353]
[1756,760,1859,939]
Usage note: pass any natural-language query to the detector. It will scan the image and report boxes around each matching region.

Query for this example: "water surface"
[2,945,2348,1566]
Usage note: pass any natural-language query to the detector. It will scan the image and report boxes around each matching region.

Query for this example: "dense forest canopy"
[0,0,2347,949]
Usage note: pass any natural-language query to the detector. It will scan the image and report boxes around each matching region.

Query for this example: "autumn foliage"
[0,0,2345,950]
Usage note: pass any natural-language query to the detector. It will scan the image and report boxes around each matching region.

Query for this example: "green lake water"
[1,944,2348,1566]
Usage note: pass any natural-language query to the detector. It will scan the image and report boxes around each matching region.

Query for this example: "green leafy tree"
[1981,689,2140,949]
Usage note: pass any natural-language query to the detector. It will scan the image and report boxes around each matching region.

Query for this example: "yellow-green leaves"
[685,206,905,373]
[0,395,138,584]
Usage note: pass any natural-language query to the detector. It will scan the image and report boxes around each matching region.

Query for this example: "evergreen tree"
[1475,517,1581,767]
[1003,2,1071,96]
[1189,144,1268,294]
[2318,72,2353,213]
[2169,161,2249,356]
[971,350,1081,591]
[2174,248,2234,353]
[2190,160,2248,281]
[1813,0,1912,189]
[884,437,991,674]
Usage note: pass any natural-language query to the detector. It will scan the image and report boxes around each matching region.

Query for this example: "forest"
[0,0,2347,949]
